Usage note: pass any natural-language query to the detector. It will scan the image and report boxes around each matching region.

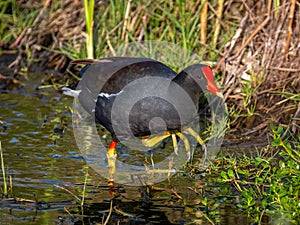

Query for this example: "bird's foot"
[175,131,191,160]
[141,128,207,163]
[184,127,207,160]
[141,131,171,147]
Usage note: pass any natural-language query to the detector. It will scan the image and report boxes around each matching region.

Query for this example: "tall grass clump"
[0,0,39,49]
[91,0,237,61]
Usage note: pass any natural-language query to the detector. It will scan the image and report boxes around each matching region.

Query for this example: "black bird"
[63,57,222,186]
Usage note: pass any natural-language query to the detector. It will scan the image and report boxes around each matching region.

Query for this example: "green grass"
[0,0,39,48]
[52,0,238,62]
[206,125,300,224]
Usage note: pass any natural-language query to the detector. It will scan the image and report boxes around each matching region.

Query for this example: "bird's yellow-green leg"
[142,131,171,147]
[107,140,117,189]
[171,133,178,155]
[185,127,207,159]
[150,151,154,167]
[142,131,180,156]
[175,132,191,160]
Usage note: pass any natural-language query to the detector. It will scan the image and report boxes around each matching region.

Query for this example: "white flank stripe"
[98,90,123,98]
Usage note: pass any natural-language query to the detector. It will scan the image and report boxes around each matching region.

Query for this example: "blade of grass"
[0,141,7,196]
[84,0,95,59]
[81,167,89,208]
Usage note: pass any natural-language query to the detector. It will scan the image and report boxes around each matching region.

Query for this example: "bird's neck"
[170,72,202,106]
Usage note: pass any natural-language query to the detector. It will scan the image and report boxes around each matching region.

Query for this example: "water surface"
[0,88,249,224]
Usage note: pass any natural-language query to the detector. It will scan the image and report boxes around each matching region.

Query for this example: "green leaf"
[237,169,246,175]
[270,123,275,131]
[227,169,234,178]
[50,117,61,123]
[261,199,267,208]
[277,125,283,134]
[220,171,228,180]
[279,161,285,169]
[201,197,207,206]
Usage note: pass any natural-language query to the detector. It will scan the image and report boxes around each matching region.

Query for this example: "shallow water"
[0,88,249,225]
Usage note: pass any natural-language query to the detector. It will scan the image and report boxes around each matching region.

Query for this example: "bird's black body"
[62,57,223,187]
[64,57,218,143]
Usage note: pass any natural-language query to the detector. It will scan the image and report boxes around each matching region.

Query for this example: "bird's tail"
[61,87,81,98]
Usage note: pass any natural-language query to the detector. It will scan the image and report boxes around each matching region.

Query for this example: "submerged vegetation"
[0,0,299,224]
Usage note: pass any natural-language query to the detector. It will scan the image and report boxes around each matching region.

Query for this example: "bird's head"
[175,64,223,99]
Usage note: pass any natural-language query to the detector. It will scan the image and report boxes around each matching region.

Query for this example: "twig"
[227,0,272,64]
[234,15,270,59]
[227,12,249,55]
[264,6,289,75]
[212,0,224,48]
[241,120,271,136]
[106,32,116,56]
[114,206,136,217]
[285,0,296,56]
[215,12,248,72]
[64,206,74,218]
[291,102,300,134]
[268,66,300,72]
[200,0,208,49]
[54,184,81,203]
[14,0,51,48]
[207,1,228,34]
[171,188,183,199]
[103,200,113,225]
[9,28,28,49]
[107,21,123,36]
[203,213,216,225]
[122,0,132,41]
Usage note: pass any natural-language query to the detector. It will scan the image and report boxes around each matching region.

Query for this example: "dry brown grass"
[217,0,300,136]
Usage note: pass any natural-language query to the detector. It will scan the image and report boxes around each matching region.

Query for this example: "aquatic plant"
[0,141,7,196]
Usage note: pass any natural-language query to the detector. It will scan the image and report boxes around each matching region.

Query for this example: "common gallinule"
[63,57,222,187]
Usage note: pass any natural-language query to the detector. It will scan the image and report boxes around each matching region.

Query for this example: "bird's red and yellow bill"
[202,66,223,98]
